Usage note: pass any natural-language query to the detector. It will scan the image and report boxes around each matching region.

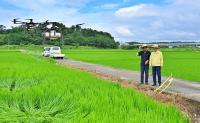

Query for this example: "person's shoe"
[152,84,156,86]
[140,83,144,85]
[145,83,148,85]
[159,83,162,86]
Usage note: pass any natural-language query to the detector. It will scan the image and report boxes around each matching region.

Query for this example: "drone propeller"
[42,20,63,26]
[25,19,35,23]
[25,19,33,21]
[12,18,20,21]
[12,18,20,22]
[39,20,49,25]
[76,23,85,26]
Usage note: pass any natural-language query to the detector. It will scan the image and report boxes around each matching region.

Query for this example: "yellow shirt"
[149,50,163,67]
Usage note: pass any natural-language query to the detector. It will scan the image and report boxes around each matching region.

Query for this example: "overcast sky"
[0,0,200,42]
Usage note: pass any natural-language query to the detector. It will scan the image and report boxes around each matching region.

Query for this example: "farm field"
[0,50,189,123]
[64,48,200,82]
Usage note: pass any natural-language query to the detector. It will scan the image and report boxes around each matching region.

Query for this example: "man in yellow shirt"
[149,44,163,86]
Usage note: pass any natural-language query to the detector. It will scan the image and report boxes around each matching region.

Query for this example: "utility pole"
[59,32,64,47]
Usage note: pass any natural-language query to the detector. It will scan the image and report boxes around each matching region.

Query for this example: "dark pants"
[152,66,162,85]
[140,65,149,84]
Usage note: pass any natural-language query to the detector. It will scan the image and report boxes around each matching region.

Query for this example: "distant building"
[126,41,200,48]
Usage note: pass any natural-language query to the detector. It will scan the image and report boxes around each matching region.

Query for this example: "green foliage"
[0,24,119,48]
[0,25,6,31]
[0,34,6,45]
[1,27,43,45]
[64,29,119,48]
[121,44,138,50]
[0,51,189,122]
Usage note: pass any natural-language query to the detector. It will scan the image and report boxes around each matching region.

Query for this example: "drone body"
[43,22,64,40]
[44,23,62,40]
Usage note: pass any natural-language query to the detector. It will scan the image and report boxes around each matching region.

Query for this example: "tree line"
[0,23,120,49]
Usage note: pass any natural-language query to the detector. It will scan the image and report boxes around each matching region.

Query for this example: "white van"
[42,47,51,57]
[42,46,65,59]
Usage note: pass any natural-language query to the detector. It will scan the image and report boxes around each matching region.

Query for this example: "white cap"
[152,44,159,48]
[141,44,148,48]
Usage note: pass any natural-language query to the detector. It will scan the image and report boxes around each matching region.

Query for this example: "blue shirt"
[138,51,151,66]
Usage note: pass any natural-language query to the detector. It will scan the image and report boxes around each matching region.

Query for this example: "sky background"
[0,0,200,42]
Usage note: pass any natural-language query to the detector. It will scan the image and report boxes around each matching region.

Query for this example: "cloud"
[115,26,133,37]
[114,0,200,41]
[115,4,158,19]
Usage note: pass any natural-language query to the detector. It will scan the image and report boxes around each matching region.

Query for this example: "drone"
[12,18,48,30]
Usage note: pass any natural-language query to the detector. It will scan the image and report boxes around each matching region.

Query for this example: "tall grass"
[0,51,189,122]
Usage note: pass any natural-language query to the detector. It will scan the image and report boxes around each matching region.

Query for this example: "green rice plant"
[0,51,190,123]
[0,77,43,92]
[0,94,77,123]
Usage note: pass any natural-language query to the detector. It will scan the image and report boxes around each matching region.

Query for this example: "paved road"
[57,59,200,102]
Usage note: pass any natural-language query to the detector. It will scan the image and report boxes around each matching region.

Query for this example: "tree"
[0,23,120,48]
[0,25,6,31]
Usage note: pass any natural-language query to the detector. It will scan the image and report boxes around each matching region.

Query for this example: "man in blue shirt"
[137,44,151,85]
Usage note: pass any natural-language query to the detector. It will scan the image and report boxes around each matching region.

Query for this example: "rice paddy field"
[64,48,200,82]
[0,50,189,122]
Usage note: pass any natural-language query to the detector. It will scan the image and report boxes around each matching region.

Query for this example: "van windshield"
[52,47,59,51]
[44,48,50,51]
